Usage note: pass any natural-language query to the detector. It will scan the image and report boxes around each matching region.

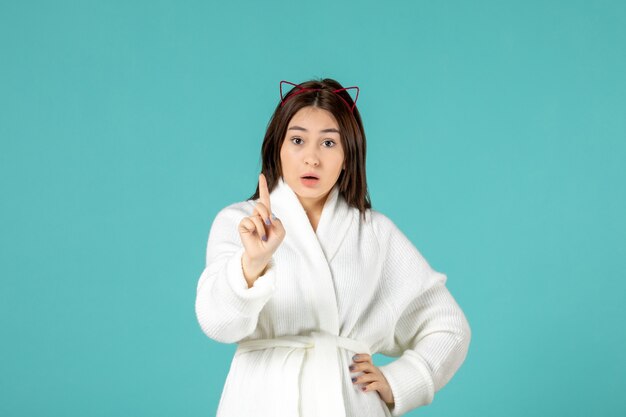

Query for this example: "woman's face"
[280,106,345,208]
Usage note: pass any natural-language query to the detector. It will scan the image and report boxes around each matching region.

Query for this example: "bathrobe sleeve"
[373,213,471,417]
[195,204,277,344]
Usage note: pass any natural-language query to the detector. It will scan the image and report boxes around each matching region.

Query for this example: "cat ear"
[279,80,317,107]
[332,86,360,112]
[279,80,299,102]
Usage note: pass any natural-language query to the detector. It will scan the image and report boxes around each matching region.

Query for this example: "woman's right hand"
[238,173,286,286]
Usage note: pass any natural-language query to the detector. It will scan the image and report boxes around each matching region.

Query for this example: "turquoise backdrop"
[1,1,625,416]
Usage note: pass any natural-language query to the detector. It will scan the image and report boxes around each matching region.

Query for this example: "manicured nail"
[351,377,357,383]
[353,355,359,360]
[271,212,277,220]
[262,235,267,241]
[361,386,367,391]
[349,365,355,371]
[265,217,271,225]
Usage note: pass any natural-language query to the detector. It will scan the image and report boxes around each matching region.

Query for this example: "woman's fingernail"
[353,355,359,360]
[351,377,357,383]
[349,365,355,371]
[271,213,277,220]
[262,235,267,241]
[265,217,271,225]
[361,386,367,391]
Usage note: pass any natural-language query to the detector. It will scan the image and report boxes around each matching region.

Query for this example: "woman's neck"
[297,193,328,232]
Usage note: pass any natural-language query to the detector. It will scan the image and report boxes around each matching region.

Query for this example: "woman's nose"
[305,157,319,166]
[304,152,320,166]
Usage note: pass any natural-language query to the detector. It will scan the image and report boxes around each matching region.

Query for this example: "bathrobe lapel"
[269,177,356,335]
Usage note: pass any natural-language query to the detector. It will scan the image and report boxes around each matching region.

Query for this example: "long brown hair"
[249,78,372,219]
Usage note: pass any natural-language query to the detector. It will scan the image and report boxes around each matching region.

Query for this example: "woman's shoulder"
[355,208,408,251]
[362,207,400,234]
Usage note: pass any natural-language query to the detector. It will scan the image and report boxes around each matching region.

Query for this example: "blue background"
[1,1,625,416]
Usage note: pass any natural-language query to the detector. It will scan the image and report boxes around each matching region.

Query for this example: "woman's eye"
[323,140,336,147]
[291,137,303,145]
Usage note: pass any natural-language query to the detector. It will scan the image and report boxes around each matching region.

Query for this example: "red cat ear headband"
[279,80,360,113]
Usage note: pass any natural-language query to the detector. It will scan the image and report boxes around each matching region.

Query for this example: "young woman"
[195,78,471,417]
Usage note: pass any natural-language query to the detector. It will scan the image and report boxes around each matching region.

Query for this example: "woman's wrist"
[241,252,269,287]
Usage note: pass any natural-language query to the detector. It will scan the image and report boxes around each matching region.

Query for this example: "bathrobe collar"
[269,176,357,334]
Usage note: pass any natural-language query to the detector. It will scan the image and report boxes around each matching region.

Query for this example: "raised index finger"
[259,173,271,214]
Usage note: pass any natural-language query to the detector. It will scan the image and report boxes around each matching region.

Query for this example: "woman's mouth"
[300,175,320,187]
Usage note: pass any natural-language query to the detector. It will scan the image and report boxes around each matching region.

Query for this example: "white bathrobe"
[195,177,471,417]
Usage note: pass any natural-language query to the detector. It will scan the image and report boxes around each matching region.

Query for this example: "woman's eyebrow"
[287,125,340,133]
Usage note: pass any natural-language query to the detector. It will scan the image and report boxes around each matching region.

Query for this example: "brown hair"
[248,78,372,219]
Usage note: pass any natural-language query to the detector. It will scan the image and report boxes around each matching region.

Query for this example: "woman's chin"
[294,187,329,202]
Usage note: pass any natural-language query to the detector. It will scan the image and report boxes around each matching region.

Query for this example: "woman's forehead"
[288,106,339,131]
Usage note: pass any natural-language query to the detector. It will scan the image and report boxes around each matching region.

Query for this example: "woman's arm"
[195,205,277,344]
[379,280,470,416]
[373,213,471,416]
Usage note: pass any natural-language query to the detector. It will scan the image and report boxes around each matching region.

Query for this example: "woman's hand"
[238,173,286,286]
[349,353,395,407]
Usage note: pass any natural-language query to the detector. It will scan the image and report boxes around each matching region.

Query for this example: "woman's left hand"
[349,353,395,406]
